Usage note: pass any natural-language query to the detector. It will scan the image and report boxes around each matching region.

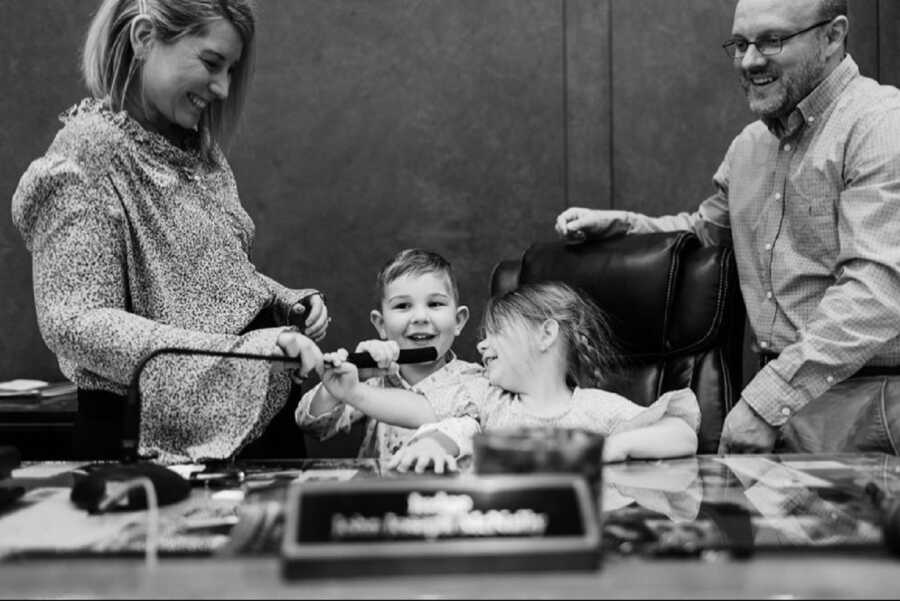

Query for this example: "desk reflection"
[601,454,899,556]
[5,453,899,560]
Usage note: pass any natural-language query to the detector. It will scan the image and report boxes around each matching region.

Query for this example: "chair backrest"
[490,231,745,453]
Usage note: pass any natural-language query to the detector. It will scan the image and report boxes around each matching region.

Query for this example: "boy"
[295,249,486,461]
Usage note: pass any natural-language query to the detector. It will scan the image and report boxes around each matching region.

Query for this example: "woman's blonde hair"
[482,281,622,389]
[82,0,256,163]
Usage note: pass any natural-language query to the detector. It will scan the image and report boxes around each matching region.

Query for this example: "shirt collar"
[763,54,858,139]
[385,349,458,389]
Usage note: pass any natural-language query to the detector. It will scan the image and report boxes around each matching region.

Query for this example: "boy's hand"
[354,339,400,380]
[388,435,459,474]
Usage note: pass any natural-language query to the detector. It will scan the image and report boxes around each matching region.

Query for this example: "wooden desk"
[1,550,898,598]
[1,454,899,598]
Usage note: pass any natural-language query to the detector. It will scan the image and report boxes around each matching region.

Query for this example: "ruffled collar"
[60,97,206,176]
[511,387,578,422]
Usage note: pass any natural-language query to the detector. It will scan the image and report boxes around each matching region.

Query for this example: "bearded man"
[555,0,900,455]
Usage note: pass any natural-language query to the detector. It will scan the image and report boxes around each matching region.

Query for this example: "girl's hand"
[388,435,459,474]
[603,432,630,463]
[354,339,400,380]
[275,331,323,380]
[318,348,364,404]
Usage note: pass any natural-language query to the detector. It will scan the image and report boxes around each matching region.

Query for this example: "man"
[555,0,900,454]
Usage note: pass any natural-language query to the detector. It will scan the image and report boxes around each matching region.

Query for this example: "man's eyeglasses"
[722,18,833,59]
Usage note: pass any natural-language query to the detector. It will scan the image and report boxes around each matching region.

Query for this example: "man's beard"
[741,52,827,121]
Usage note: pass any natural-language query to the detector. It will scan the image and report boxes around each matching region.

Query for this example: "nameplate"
[281,474,600,578]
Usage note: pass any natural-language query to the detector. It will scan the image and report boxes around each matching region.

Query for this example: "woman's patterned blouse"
[12,98,316,463]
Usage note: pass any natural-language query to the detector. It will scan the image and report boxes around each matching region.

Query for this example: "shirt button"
[759,340,769,349]
[766,291,773,299]
[808,116,815,123]
[784,144,792,151]
[774,192,782,200]
[826,375,835,384]
[781,407,791,416]
[765,243,773,251]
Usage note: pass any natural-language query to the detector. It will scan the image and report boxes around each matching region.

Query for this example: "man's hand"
[717,398,779,454]
[554,208,632,242]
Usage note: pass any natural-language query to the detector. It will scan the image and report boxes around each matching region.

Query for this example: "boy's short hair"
[375,249,460,305]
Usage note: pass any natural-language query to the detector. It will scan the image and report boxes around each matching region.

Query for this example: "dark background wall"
[2,0,898,386]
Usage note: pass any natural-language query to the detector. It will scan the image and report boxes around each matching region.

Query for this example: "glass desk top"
[600,453,899,557]
[228,453,899,557]
[3,453,898,559]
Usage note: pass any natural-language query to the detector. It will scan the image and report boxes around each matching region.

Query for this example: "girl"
[388,281,701,473]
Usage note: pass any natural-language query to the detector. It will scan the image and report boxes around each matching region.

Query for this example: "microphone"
[342,346,438,369]
[121,345,439,462]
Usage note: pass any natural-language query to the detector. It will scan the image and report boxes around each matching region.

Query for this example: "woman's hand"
[275,330,323,380]
[296,293,329,341]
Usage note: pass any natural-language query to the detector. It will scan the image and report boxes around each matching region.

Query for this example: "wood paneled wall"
[0,0,893,386]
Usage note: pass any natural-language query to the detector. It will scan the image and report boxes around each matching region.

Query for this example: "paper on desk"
[0,379,47,397]
[0,379,48,392]
[293,469,358,482]
[0,487,242,558]
[715,456,833,488]
[0,379,75,398]
[12,462,85,479]
[0,488,141,557]
[781,459,849,470]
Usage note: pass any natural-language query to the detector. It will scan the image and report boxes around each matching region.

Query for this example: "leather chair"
[490,231,745,453]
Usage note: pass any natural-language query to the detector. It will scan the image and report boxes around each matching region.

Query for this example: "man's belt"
[758,352,900,378]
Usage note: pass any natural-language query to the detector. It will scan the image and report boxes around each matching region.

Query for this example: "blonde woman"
[12,0,328,462]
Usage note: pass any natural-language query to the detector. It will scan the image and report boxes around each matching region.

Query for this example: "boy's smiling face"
[371,271,469,365]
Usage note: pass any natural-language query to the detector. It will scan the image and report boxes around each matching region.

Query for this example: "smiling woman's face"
[138,18,243,137]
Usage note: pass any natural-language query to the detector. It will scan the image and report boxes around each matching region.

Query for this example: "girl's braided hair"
[482,281,622,388]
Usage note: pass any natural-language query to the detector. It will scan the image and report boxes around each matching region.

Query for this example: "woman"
[11,0,326,462]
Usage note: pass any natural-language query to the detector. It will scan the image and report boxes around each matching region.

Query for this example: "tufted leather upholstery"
[489,231,745,453]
